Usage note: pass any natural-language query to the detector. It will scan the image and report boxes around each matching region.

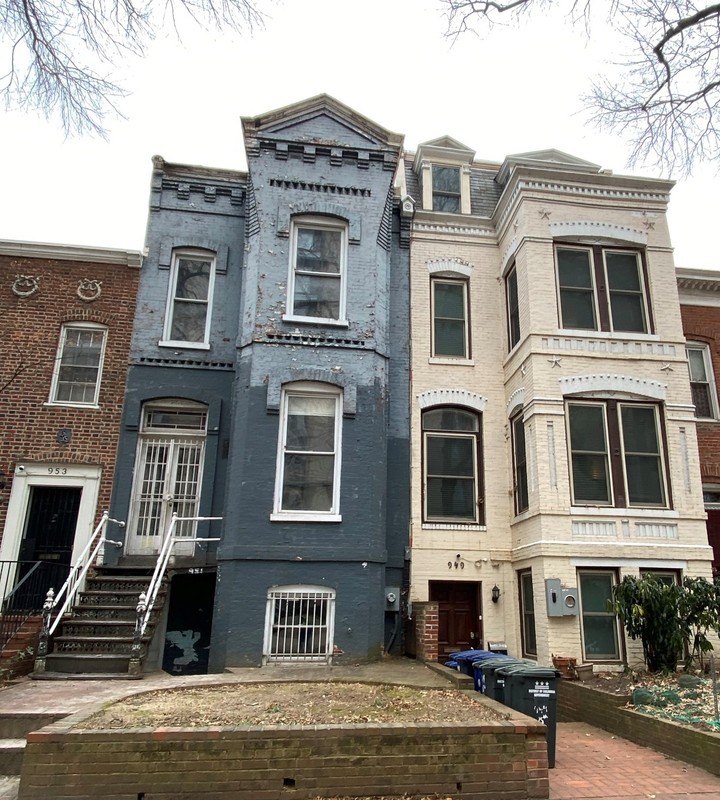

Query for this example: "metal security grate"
[265,587,335,663]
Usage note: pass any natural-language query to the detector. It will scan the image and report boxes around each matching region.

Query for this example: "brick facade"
[0,244,140,569]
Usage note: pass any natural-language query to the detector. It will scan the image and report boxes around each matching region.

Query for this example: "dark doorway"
[162,572,216,675]
[429,581,481,659]
[707,509,720,577]
[14,486,81,608]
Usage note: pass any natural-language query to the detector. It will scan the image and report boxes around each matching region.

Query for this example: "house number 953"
[48,467,68,475]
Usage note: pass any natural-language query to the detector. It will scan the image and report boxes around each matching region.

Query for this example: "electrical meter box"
[545,578,579,616]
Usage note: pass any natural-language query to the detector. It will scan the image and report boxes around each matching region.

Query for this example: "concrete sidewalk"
[0,662,719,799]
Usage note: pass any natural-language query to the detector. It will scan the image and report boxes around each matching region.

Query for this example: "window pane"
[688,348,708,380]
[609,293,646,332]
[171,301,208,342]
[434,319,466,357]
[582,616,619,658]
[427,436,474,477]
[569,405,606,450]
[606,252,647,332]
[521,572,537,656]
[423,408,478,432]
[175,259,210,300]
[558,249,593,288]
[513,416,528,513]
[427,477,476,518]
[621,406,659,453]
[296,229,341,274]
[434,282,465,318]
[507,268,520,348]
[432,166,460,194]
[286,414,335,453]
[625,455,664,505]
[282,454,334,511]
[605,252,641,291]
[580,572,613,612]
[293,274,340,319]
[691,383,712,418]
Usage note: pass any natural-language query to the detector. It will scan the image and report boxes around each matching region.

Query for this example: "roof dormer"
[414,136,476,214]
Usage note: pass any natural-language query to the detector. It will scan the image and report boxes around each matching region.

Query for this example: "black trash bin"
[498,664,561,768]
[471,653,513,694]
[449,650,495,690]
[479,657,531,703]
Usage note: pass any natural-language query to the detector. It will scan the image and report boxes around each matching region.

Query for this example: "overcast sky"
[1,0,717,270]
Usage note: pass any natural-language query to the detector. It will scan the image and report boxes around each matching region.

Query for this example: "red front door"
[430,581,481,658]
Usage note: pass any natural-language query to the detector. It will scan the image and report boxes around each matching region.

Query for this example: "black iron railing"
[0,560,68,653]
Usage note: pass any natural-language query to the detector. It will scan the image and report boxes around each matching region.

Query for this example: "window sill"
[428,357,474,366]
[270,512,342,523]
[282,315,349,328]
[158,341,211,350]
[558,328,659,341]
[44,401,99,410]
[422,523,486,531]
[695,417,720,423]
[570,506,678,518]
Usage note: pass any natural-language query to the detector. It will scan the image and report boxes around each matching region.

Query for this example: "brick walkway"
[552,721,720,799]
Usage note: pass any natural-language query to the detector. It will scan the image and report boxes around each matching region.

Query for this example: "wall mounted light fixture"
[491,585,501,603]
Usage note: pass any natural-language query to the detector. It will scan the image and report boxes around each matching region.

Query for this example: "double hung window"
[288,217,347,323]
[506,265,520,350]
[163,250,215,346]
[50,323,107,405]
[519,571,537,658]
[578,570,621,661]
[432,166,461,212]
[687,343,718,419]
[431,278,468,358]
[512,414,529,514]
[422,407,483,523]
[274,384,342,519]
[556,245,649,334]
[567,400,668,508]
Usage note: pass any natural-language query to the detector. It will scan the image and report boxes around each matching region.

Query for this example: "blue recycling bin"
[448,649,496,690]
[498,664,561,768]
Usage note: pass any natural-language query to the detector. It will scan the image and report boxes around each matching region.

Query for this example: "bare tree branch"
[0,0,266,136]
[440,0,720,175]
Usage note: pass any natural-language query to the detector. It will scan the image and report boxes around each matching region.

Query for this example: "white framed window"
[567,400,668,508]
[432,165,461,212]
[431,278,469,358]
[578,569,621,662]
[272,383,342,521]
[49,323,108,406]
[126,400,208,555]
[263,585,336,664]
[162,250,216,347]
[687,343,718,419]
[284,217,347,325]
[556,245,650,334]
[422,407,483,524]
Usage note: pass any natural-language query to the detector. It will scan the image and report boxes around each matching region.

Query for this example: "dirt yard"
[76,681,505,730]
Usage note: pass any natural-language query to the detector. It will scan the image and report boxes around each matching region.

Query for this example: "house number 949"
[47,467,68,475]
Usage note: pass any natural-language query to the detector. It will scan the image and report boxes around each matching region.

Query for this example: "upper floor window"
[273,383,342,520]
[287,217,347,324]
[506,264,520,350]
[431,278,469,358]
[432,166,461,212]
[567,400,668,508]
[556,245,649,334]
[512,413,529,514]
[49,323,107,406]
[422,407,483,524]
[163,250,215,347]
[687,343,718,419]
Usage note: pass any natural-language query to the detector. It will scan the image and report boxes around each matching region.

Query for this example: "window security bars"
[265,588,336,663]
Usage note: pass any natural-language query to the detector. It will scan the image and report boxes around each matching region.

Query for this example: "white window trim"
[602,249,649,334]
[687,342,719,420]
[271,382,343,522]
[617,402,668,509]
[430,277,470,360]
[567,400,612,507]
[48,322,108,408]
[160,249,216,348]
[578,569,622,663]
[555,244,600,332]
[283,216,348,326]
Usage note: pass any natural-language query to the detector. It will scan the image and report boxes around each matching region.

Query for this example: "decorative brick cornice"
[549,221,647,245]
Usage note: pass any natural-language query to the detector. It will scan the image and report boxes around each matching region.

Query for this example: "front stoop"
[33,567,166,679]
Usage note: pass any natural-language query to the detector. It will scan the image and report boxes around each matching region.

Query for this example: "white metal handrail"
[136,512,221,640]
[48,511,125,636]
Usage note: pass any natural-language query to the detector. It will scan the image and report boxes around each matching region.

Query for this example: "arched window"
[422,407,483,524]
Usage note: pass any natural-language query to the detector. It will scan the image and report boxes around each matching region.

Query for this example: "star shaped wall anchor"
[548,355,562,368]
[538,209,551,219]
[660,363,673,372]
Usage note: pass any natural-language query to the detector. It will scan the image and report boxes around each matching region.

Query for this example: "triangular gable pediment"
[498,149,601,182]
[242,94,403,151]
[414,136,476,172]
